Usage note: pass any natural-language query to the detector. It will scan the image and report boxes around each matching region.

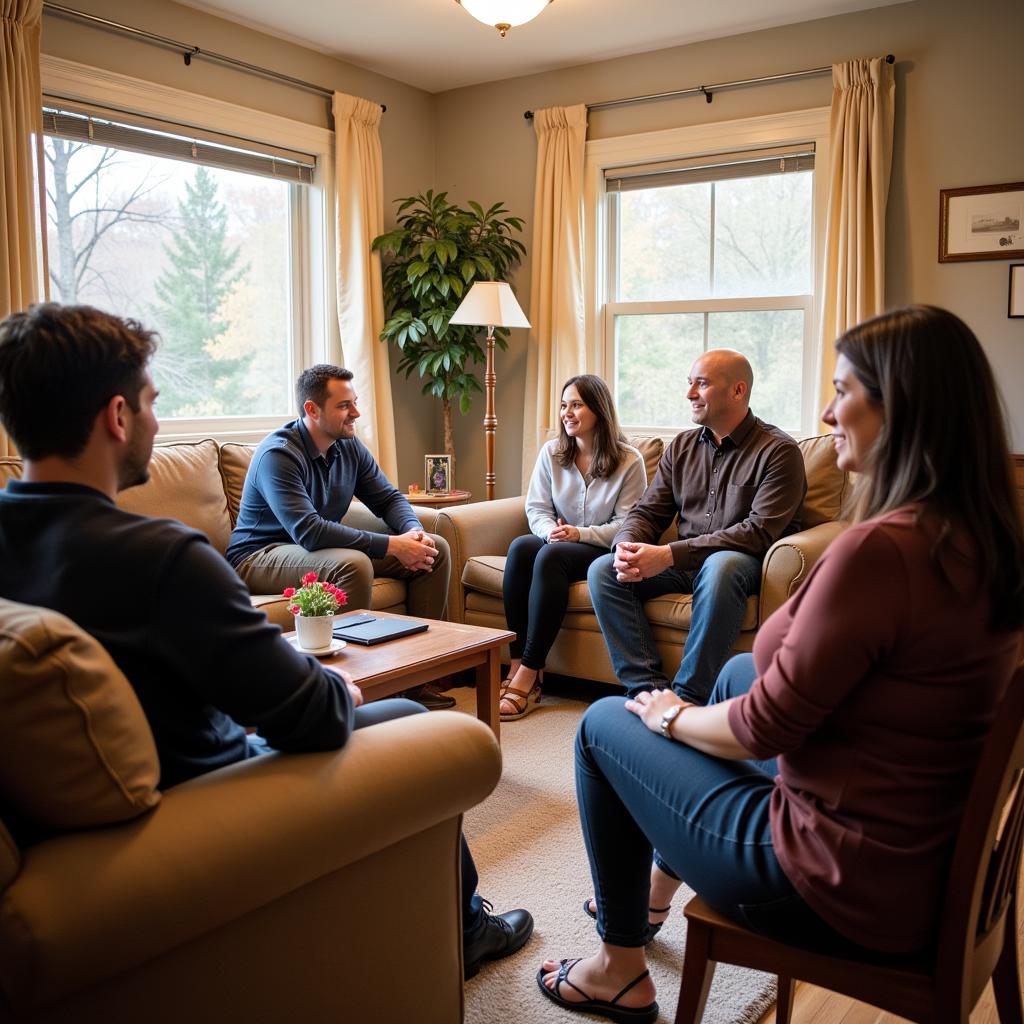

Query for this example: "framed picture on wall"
[939,182,1024,262]
[1010,264,1024,319]
[425,454,452,494]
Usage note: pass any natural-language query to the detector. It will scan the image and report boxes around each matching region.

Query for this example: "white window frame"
[40,55,337,443]
[583,107,831,440]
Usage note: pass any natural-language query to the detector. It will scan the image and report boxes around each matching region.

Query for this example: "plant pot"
[294,613,334,651]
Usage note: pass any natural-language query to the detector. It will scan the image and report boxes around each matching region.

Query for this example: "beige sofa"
[0,597,501,1023]
[436,434,850,687]
[0,439,443,629]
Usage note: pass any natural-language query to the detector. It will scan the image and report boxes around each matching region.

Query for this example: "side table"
[405,489,472,507]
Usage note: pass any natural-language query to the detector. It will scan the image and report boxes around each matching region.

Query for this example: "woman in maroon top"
[536,306,1024,1024]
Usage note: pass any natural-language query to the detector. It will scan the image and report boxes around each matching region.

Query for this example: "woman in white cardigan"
[500,374,647,720]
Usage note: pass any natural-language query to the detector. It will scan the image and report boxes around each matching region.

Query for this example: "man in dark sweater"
[588,349,807,704]
[0,303,532,979]
[227,364,449,622]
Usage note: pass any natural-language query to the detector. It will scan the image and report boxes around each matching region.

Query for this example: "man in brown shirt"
[587,349,806,703]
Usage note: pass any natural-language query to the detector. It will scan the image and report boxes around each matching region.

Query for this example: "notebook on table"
[332,614,430,646]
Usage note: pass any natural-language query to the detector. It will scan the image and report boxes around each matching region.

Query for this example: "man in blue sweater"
[227,364,450,622]
[0,303,533,979]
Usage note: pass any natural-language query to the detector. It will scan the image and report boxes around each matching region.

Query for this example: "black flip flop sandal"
[535,959,658,1024]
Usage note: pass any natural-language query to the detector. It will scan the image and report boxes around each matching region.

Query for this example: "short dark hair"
[836,304,1023,630]
[296,364,353,413]
[0,303,157,460]
[553,374,630,479]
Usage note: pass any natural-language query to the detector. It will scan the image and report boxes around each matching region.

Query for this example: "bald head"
[686,348,754,441]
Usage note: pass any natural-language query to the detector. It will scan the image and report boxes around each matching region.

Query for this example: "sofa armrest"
[342,499,441,535]
[0,712,500,1012]
[434,497,529,623]
[759,521,848,625]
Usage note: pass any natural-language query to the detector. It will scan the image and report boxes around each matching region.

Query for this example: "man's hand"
[613,541,673,582]
[324,664,363,707]
[387,528,437,572]
[624,688,691,735]
[549,517,581,543]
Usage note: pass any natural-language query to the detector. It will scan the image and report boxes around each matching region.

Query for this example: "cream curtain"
[332,91,397,481]
[1,0,44,457]
[521,104,587,489]
[818,56,895,408]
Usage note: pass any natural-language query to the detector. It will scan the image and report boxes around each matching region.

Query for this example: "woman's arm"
[625,689,754,759]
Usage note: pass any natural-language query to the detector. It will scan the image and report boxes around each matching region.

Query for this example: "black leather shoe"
[464,900,534,979]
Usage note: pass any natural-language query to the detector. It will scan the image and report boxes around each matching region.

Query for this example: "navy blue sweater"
[226,420,420,567]
[0,481,354,787]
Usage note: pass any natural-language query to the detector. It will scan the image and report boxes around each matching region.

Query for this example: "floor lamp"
[448,281,530,500]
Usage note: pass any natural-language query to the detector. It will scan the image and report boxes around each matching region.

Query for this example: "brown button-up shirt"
[612,410,807,572]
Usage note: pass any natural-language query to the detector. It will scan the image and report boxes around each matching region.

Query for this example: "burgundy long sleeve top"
[728,506,1021,952]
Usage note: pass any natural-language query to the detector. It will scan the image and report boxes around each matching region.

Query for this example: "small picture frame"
[425,454,452,494]
[939,182,1024,262]
[1010,264,1024,319]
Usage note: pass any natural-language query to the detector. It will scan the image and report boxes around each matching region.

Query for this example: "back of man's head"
[0,304,157,461]
[296,364,353,412]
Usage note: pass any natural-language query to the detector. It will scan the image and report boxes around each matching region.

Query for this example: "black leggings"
[502,533,605,670]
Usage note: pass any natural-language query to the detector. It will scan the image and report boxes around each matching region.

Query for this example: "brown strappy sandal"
[499,677,543,720]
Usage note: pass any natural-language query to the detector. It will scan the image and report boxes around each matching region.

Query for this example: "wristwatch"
[659,703,685,739]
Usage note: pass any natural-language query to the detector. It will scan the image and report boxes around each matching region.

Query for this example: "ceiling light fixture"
[455,0,554,37]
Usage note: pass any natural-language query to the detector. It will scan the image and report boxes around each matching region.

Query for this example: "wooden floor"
[753,872,1024,1024]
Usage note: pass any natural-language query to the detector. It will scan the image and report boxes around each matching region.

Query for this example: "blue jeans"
[575,654,858,952]
[248,698,484,939]
[587,548,762,704]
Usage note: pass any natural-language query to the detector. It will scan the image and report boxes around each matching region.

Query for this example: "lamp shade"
[448,281,530,329]
[457,0,551,33]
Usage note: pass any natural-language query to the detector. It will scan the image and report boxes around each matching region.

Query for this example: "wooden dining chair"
[675,665,1024,1024]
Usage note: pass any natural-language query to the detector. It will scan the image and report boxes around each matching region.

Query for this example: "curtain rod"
[41,2,386,112]
[523,53,894,120]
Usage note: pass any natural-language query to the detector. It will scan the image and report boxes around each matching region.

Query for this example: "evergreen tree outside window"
[39,99,314,427]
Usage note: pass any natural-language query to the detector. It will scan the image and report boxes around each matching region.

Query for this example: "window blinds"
[605,143,814,193]
[42,98,316,185]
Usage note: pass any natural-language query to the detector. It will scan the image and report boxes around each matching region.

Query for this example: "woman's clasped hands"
[624,688,693,734]
[548,517,581,543]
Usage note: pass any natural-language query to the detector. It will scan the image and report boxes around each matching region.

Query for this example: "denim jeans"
[587,548,762,703]
[248,697,483,938]
[575,653,859,952]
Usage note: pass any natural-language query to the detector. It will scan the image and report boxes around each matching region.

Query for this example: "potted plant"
[284,572,347,652]
[372,190,526,461]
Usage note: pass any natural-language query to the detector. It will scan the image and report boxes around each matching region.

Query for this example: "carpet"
[456,686,776,1024]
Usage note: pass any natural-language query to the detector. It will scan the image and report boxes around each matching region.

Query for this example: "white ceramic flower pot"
[294,613,334,651]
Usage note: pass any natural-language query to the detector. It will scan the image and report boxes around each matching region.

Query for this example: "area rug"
[456,687,776,1024]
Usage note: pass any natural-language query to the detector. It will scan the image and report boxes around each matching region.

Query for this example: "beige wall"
[435,0,1024,496]
[40,0,1024,498]
[41,0,440,490]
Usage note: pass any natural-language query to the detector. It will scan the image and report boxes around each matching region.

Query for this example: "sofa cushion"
[627,435,664,485]
[116,440,233,555]
[0,457,23,488]
[0,599,161,832]
[799,434,848,528]
[220,442,256,527]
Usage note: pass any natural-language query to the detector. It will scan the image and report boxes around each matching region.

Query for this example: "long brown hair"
[835,305,1023,631]
[554,374,630,479]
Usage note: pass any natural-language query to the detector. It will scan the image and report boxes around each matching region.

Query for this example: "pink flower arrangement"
[283,572,347,617]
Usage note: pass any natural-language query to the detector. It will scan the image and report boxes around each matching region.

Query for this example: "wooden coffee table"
[293,610,512,741]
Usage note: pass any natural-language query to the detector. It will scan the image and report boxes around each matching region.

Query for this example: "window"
[39,58,333,440]
[586,110,830,438]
